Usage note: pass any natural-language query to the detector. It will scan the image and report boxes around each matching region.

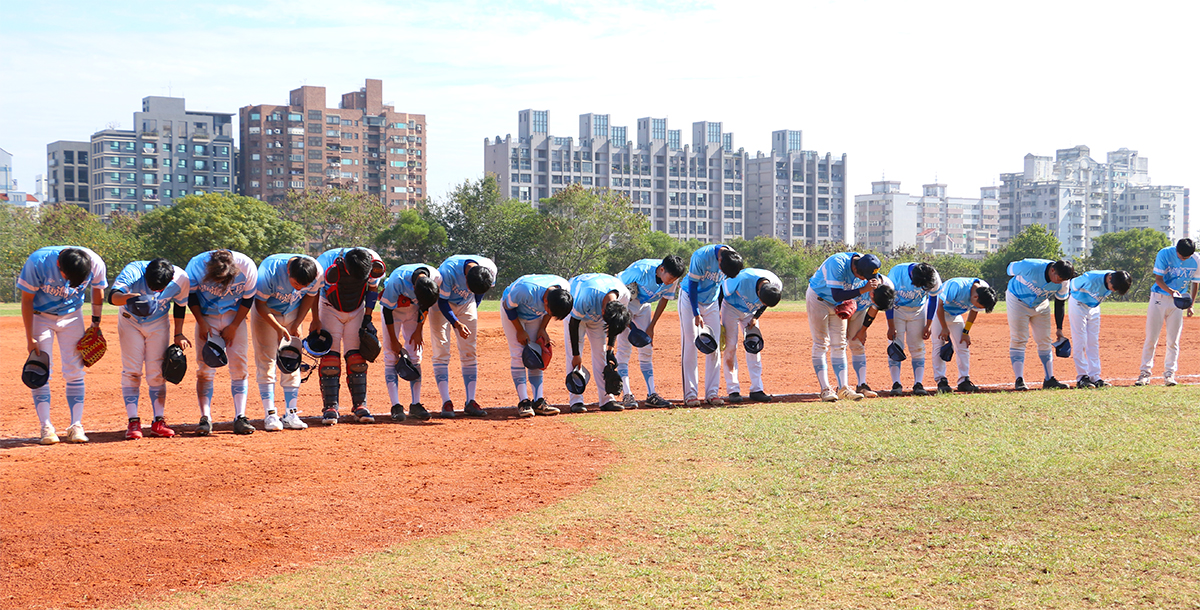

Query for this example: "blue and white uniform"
[502,274,569,403]
[19,246,107,433]
[806,252,870,392]
[615,259,680,400]
[251,254,321,422]
[885,263,942,389]
[847,273,895,390]
[565,273,630,406]
[112,260,190,422]
[1069,270,1114,383]
[185,250,258,422]
[430,254,497,409]
[380,264,442,408]
[1141,246,1200,378]
[679,245,733,403]
[1005,259,1068,382]
[720,269,782,396]
[932,277,989,384]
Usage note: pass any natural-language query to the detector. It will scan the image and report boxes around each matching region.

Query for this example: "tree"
[1081,228,1169,300]
[979,224,1064,296]
[537,184,650,279]
[138,192,305,264]
[885,246,982,282]
[277,189,391,254]
[19,205,147,281]
[374,207,448,268]
[0,206,39,301]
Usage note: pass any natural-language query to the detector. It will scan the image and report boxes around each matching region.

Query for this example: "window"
[250,112,261,121]
[308,110,322,121]
[288,113,302,122]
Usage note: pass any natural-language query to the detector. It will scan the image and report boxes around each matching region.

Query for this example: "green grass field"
[134,386,1200,609]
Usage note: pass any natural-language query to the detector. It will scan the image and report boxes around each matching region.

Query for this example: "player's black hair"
[718,248,744,279]
[1108,270,1132,296]
[975,285,998,313]
[872,283,895,311]
[1177,238,1196,259]
[58,248,93,288]
[145,258,174,292]
[411,269,439,310]
[602,299,631,340]
[546,286,573,320]
[910,262,937,290]
[757,280,782,307]
[204,249,238,286]
[342,248,373,281]
[466,264,494,295]
[1051,259,1075,282]
[288,256,319,287]
[659,255,686,282]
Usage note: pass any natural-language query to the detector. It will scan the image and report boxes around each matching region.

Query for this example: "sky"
[3,0,1196,235]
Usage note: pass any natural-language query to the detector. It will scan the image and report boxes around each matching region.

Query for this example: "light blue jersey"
[380,264,442,309]
[809,252,866,304]
[722,268,783,314]
[17,246,108,315]
[185,250,258,316]
[569,273,630,323]
[438,254,498,306]
[1006,259,1068,308]
[255,254,322,315]
[888,263,942,309]
[680,245,730,311]
[620,259,678,304]
[941,278,989,317]
[853,273,894,312]
[1069,270,1114,309]
[112,261,190,323]
[503,274,569,321]
[1150,246,1200,296]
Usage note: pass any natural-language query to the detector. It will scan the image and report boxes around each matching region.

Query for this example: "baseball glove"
[537,336,552,370]
[835,300,857,320]
[359,320,381,362]
[77,326,107,367]
[602,362,622,395]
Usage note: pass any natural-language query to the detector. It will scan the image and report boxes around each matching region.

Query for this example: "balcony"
[192,130,211,142]
[140,130,159,140]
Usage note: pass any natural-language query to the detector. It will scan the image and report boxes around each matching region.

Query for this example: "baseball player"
[19,246,107,444]
[1069,270,1132,388]
[565,273,632,413]
[1006,258,1074,391]
[252,254,321,431]
[186,249,259,435]
[932,277,997,393]
[615,256,685,409]
[847,275,896,398]
[314,247,386,425]
[380,263,442,421]
[884,262,942,396]
[718,267,783,403]
[1136,238,1200,386]
[431,254,497,418]
[679,244,744,407]
[806,252,882,402]
[110,258,190,440]
[502,274,573,417]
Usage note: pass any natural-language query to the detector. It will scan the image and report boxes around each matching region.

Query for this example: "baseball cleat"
[1092,378,1109,388]
[819,388,838,402]
[706,396,725,407]
[936,378,954,394]
[912,382,929,397]
[1014,377,1028,391]
[126,418,143,440]
[263,412,284,432]
[438,401,456,419]
[1134,372,1151,386]
[322,408,340,425]
[1164,373,1178,387]
[837,386,863,401]
[409,403,431,421]
[464,400,487,418]
[532,398,559,416]
[64,424,89,444]
[1076,375,1094,389]
[150,417,177,437]
[233,415,256,435]
[599,400,624,412]
[622,393,639,409]
[644,393,671,408]
[726,392,744,404]
[282,410,308,430]
[196,416,213,436]
[352,407,375,423]
[749,390,772,403]
[957,377,981,393]
[517,399,534,418]
[856,383,878,398]
[570,403,587,413]
[391,404,406,421]
[40,424,59,445]
[683,397,702,408]
[1042,377,1069,390]
[890,382,904,396]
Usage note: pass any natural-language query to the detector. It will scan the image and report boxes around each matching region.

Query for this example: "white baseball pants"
[615,299,656,396]
[118,312,170,419]
[806,286,848,391]
[29,309,87,428]
[318,298,364,355]
[1006,292,1055,380]
[564,316,617,406]
[429,300,479,404]
[1068,296,1102,382]
[251,306,302,389]
[887,304,927,386]
[502,314,545,402]
[931,311,971,382]
[1141,292,1184,376]
[679,290,721,401]
[720,305,763,395]
[194,310,250,419]
[382,303,424,406]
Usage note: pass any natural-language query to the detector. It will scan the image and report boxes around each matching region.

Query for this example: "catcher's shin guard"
[345,349,369,408]
[319,351,342,409]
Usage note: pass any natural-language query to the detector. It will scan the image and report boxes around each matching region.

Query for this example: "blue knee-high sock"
[832,359,848,389]
[889,358,902,385]
[385,372,400,407]
[640,360,656,395]
[852,354,868,387]
[122,386,140,419]
[1009,349,1025,379]
[258,383,275,414]
[511,366,528,401]
[528,370,544,400]
[65,381,85,425]
[812,356,829,390]
[231,379,248,417]
[617,361,631,395]
[463,365,478,402]
[410,379,422,405]
[911,358,925,386]
[148,385,166,418]
[199,380,214,418]
[1038,350,1053,379]
[434,364,450,403]
[283,388,300,414]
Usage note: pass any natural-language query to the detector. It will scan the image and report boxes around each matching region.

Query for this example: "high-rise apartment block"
[854,181,999,256]
[998,146,1186,256]
[239,79,426,209]
[744,130,849,245]
[45,140,91,207]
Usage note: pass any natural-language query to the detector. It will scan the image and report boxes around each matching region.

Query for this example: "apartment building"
[744,130,849,245]
[854,181,999,256]
[239,79,426,210]
[45,140,91,207]
[0,147,12,194]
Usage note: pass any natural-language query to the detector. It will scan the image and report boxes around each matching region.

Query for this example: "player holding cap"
[718,267,783,403]
[679,244,744,407]
[380,263,442,421]
[1069,269,1132,388]
[847,275,896,398]
[19,246,107,444]
[252,253,321,431]
[1006,258,1075,391]
[110,258,190,439]
[431,254,497,418]
[615,256,685,409]
[931,277,997,393]
[185,249,259,435]
[1136,238,1200,387]
[314,247,386,425]
[806,252,882,402]
[501,274,573,417]
[884,262,941,396]
[565,273,631,413]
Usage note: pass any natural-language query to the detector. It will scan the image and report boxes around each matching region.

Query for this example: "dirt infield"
[3,309,1200,609]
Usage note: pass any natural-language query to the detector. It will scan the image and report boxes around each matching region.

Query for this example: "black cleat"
[196,415,213,436]
[532,398,559,416]
[438,401,456,419]
[517,399,534,418]
[391,404,406,421]
[726,392,744,404]
[936,378,954,394]
[352,407,375,424]
[1043,377,1069,390]
[570,403,587,413]
[956,377,980,393]
[749,390,773,403]
[890,382,904,397]
[1075,375,1094,389]
[233,415,256,435]
[464,400,487,417]
[599,401,624,412]
[409,403,431,421]
[1014,377,1028,391]
[912,382,929,397]
[1092,378,1109,388]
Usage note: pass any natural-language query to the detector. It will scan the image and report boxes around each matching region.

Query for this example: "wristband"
[862,315,874,328]
[963,321,973,332]
[92,315,101,325]
[961,329,969,336]
[174,333,185,338]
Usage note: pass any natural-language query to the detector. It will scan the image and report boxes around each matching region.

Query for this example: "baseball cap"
[854,254,882,279]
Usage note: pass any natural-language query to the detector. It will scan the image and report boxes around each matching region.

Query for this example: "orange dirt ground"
[3,310,1199,609]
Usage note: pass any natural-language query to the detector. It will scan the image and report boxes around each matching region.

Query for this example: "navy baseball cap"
[854,254,882,278]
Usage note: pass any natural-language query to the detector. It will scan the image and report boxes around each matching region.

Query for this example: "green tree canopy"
[374,207,448,268]
[1080,228,1170,300]
[137,192,304,265]
[537,184,650,279]
[277,189,392,254]
[979,224,1065,296]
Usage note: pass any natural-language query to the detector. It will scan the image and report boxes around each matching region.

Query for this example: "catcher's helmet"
[22,351,50,390]
[939,342,955,363]
[202,334,229,368]
[743,326,764,354]
[1054,337,1072,358]
[303,328,333,357]
[887,341,907,363]
[1174,294,1193,310]
[394,351,421,382]
[277,338,303,374]
[566,366,590,395]
[162,344,187,384]
[627,323,651,348]
[694,324,718,355]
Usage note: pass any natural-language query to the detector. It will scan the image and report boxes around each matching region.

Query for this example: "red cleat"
[125,418,143,440]
[149,417,176,438]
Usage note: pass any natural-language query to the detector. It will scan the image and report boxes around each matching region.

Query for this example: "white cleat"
[282,410,308,430]
[40,425,59,445]
[819,388,838,402]
[1134,372,1151,386]
[1164,373,1178,387]
[838,386,864,402]
[64,424,89,443]
[263,413,284,431]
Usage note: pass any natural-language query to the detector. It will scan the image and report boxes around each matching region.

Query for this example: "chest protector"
[324,257,370,312]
